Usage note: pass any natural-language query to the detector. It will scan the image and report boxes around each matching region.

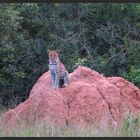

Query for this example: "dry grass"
[0,109,140,137]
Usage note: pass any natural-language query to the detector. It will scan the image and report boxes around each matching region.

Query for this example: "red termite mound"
[2,66,140,130]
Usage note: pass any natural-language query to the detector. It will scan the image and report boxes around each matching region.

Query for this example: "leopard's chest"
[49,64,58,73]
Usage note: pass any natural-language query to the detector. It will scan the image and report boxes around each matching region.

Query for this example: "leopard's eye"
[50,54,53,58]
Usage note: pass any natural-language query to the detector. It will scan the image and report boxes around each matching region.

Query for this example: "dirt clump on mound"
[2,66,140,130]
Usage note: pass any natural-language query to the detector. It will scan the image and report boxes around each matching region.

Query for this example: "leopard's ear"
[56,49,60,53]
[47,49,51,53]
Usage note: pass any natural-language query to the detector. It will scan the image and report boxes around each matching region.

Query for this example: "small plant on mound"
[75,58,90,67]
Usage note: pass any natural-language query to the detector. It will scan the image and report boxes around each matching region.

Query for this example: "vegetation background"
[0,3,140,109]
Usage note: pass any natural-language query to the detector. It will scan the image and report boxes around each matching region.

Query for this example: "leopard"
[47,49,69,90]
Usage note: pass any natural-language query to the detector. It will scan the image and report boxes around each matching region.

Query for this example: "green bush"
[1,3,140,107]
[123,66,140,87]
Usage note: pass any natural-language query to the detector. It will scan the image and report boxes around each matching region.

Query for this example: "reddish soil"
[2,66,140,130]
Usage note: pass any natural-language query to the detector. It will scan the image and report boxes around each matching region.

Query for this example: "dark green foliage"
[0,3,140,108]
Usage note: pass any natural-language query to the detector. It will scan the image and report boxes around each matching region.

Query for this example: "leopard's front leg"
[50,71,56,89]
[53,73,59,90]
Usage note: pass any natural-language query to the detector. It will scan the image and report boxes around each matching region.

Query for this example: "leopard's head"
[47,49,60,64]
